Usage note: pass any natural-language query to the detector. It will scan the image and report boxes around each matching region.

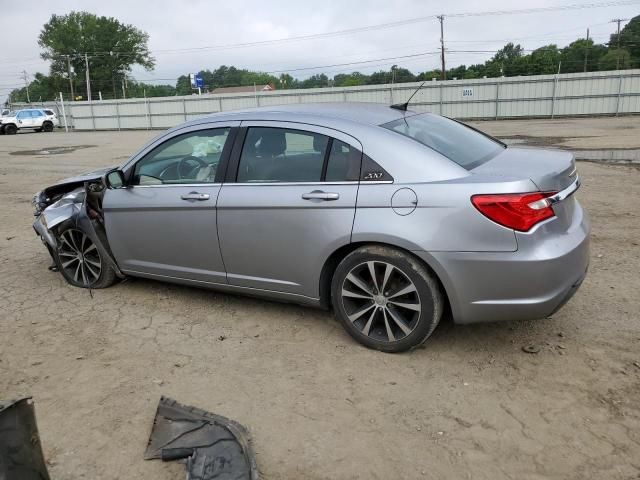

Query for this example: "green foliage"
[598,48,635,70]
[9,13,640,103]
[610,16,640,64]
[175,66,280,95]
[37,11,154,100]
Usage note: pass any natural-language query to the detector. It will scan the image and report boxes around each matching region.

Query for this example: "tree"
[334,72,369,86]
[38,11,155,100]
[560,38,607,73]
[610,15,640,65]
[598,48,635,70]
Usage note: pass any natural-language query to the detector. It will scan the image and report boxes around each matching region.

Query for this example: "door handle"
[180,192,210,201]
[302,191,340,201]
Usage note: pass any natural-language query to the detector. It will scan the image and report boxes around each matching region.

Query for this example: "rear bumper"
[414,202,590,324]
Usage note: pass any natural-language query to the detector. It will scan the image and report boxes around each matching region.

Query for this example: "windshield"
[382,114,504,170]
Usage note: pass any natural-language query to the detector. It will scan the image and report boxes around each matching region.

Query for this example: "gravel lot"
[1,117,639,480]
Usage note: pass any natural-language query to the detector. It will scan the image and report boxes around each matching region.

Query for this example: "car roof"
[186,102,420,129]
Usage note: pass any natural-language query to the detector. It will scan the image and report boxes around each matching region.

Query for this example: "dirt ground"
[1,117,639,480]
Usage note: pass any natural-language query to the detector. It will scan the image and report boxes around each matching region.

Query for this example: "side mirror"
[105,170,126,189]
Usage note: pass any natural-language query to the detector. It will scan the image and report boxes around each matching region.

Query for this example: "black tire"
[331,245,443,353]
[53,226,117,289]
[4,124,17,135]
[42,122,54,132]
[0,126,4,135]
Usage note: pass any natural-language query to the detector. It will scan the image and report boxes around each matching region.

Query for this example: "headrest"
[258,130,286,157]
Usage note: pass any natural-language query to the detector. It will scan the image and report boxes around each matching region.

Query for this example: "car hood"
[38,166,116,200]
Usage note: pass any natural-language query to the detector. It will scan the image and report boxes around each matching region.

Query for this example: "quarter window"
[325,140,361,182]
[133,128,230,185]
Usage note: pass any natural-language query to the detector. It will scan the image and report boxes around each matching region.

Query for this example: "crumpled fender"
[33,184,124,278]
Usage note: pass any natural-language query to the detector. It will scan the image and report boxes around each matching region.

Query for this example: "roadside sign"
[190,74,204,89]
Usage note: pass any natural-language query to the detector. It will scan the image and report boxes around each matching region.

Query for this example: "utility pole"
[437,15,446,80]
[583,28,590,72]
[66,55,75,101]
[20,70,30,103]
[611,18,629,70]
[84,53,91,101]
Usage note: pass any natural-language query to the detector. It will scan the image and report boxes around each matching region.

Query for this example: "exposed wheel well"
[319,241,452,314]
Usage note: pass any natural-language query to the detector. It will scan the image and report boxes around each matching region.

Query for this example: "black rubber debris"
[0,396,51,480]
[144,396,259,480]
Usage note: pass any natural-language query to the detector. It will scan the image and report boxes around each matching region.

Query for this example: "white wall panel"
[15,69,633,130]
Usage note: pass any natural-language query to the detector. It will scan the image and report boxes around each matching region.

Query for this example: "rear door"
[217,122,362,298]
[30,110,45,129]
[103,123,238,284]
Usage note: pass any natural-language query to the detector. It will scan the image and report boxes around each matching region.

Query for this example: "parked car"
[31,103,589,352]
[0,108,58,134]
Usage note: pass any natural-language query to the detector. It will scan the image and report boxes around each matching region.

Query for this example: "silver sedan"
[32,103,590,352]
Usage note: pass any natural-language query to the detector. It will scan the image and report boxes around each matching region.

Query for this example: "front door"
[103,125,237,284]
[217,122,362,298]
[16,110,33,129]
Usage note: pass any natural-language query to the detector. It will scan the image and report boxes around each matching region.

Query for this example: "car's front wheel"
[54,227,117,289]
[4,124,17,135]
[331,245,443,353]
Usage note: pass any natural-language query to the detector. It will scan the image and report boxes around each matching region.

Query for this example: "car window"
[325,140,361,181]
[382,114,504,170]
[133,128,230,185]
[43,110,54,116]
[16,111,28,120]
[237,127,329,183]
[31,111,44,118]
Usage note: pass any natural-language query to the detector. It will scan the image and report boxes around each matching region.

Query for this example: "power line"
[4,0,635,62]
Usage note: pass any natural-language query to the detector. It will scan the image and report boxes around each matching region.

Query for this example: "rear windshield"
[382,114,504,170]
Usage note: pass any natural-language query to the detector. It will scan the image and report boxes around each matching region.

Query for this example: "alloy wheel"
[341,261,421,343]
[58,229,102,286]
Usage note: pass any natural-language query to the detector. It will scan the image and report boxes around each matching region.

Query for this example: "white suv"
[0,109,59,135]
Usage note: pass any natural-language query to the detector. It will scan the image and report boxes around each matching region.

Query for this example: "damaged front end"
[32,169,124,283]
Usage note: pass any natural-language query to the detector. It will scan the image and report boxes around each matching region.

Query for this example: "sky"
[1,0,638,102]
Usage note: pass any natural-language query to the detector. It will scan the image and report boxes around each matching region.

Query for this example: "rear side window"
[31,111,44,118]
[237,127,361,183]
[382,114,504,170]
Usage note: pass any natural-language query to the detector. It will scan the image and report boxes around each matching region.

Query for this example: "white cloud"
[1,0,637,102]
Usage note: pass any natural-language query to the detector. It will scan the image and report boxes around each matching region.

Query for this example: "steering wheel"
[177,155,208,180]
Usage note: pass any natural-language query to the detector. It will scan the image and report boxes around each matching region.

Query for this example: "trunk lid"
[472,147,576,192]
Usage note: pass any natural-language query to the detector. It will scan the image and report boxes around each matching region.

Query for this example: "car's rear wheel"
[331,245,443,353]
[42,122,54,132]
[4,124,17,135]
[54,227,116,289]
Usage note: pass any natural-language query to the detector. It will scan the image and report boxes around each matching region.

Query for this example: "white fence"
[11,69,640,131]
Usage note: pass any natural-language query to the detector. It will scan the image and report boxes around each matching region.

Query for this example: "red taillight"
[471,192,557,232]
